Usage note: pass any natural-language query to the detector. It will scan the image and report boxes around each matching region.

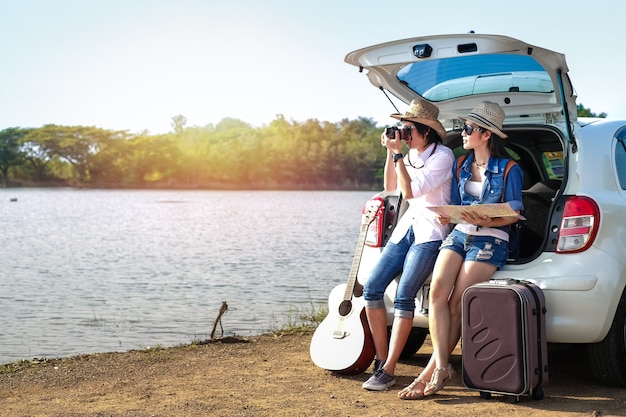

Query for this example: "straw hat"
[458,101,508,139]
[390,98,447,141]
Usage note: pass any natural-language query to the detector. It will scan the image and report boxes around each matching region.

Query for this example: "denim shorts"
[440,229,509,269]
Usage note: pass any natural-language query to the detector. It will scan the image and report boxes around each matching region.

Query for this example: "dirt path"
[1,330,625,416]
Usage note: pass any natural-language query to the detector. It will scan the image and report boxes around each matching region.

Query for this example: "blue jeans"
[363,227,440,319]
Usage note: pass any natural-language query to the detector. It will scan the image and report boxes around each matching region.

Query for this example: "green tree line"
[0,115,387,190]
[0,104,605,190]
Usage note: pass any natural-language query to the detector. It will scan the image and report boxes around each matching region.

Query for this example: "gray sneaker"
[362,369,396,391]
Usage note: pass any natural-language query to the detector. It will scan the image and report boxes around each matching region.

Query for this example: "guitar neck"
[343,222,369,301]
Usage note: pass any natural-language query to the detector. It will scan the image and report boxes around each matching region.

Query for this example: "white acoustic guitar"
[309,198,383,374]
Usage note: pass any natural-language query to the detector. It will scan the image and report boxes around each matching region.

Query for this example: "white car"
[345,33,626,386]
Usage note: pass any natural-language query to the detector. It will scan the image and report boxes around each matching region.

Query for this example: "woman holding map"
[398,101,524,400]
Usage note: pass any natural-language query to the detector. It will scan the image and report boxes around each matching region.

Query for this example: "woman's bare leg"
[425,260,498,394]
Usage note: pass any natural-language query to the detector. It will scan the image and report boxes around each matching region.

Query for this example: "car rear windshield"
[397,54,554,102]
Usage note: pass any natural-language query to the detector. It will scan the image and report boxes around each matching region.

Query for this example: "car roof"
[344,33,578,130]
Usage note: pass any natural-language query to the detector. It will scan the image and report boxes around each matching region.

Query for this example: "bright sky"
[1,0,624,134]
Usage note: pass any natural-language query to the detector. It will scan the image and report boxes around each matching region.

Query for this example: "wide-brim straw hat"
[390,98,447,141]
[458,101,508,139]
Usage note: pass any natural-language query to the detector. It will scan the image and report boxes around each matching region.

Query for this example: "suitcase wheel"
[506,395,520,404]
[532,387,544,400]
[479,391,492,400]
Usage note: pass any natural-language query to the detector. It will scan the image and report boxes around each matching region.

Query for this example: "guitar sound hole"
[338,300,353,316]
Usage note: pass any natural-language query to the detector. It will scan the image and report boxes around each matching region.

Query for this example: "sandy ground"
[1,330,625,417]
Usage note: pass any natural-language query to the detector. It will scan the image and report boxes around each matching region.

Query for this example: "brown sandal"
[398,377,428,400]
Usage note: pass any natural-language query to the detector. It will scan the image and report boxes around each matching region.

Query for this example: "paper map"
[427,203,525,224]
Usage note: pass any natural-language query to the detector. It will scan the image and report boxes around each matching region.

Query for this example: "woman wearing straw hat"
[398,101,524,399]
[361,98,454,391]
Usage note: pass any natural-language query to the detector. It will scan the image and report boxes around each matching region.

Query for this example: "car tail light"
[556,196,600,253]
[362,197,385,248]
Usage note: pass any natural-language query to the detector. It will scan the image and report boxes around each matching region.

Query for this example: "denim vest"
[451,153,524,233]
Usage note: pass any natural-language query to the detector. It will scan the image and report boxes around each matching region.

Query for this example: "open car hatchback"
[342,33,626,387]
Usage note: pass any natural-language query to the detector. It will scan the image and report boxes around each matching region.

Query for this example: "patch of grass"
[0,358,52,374]
[136,344,169,362]
[81,310,105,327]
[277,298,328,336]
[141,344,166,353]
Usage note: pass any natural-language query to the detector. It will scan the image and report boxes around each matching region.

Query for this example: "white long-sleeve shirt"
[388,143,455,244]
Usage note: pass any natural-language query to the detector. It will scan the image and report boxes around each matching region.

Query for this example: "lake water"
[0,188,375,364]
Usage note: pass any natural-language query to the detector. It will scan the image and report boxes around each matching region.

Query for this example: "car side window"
[616,136,626,190]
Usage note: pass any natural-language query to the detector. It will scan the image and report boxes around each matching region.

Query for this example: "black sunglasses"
[462,124,483,136]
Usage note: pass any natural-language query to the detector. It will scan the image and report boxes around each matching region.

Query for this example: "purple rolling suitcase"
[462,279,548,402]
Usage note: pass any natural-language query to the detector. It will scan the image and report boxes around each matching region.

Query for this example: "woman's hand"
[461,209,492,227]
[437,215,451,225]
[381,131,403,154]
